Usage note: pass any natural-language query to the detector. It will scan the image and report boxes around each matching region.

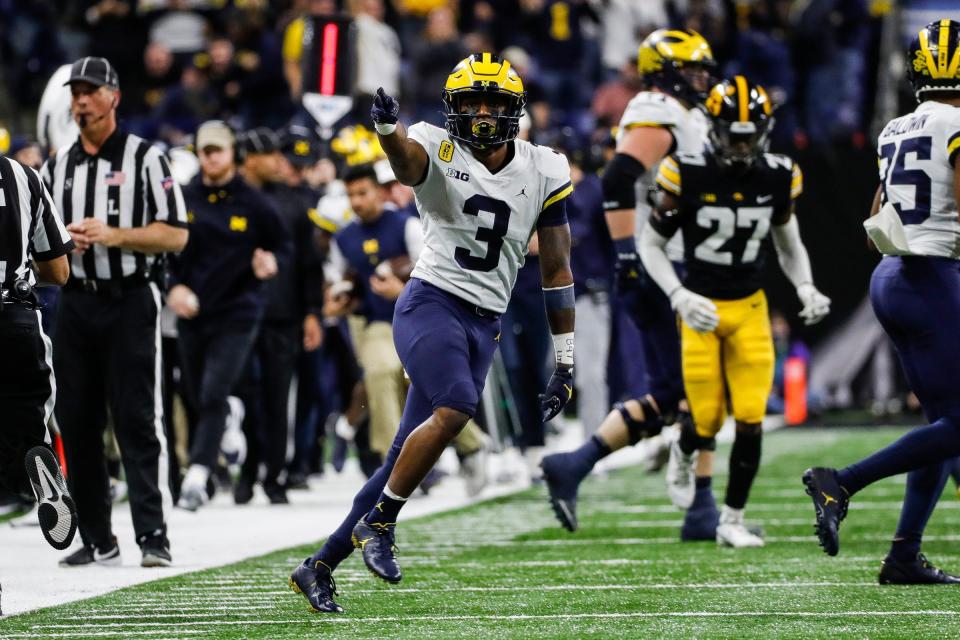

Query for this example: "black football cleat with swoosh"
[802,467,849,556]
[24,446,77,551]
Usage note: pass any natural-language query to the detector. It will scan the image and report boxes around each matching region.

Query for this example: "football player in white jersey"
[804,19,960,584]
[289,53,576,613]
[542,29,717,533]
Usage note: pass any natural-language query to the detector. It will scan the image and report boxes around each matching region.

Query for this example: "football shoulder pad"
[619,91,686,131]
[528,140,572,183]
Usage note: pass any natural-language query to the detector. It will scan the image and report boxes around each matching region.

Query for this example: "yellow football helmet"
[638,29,715,103]
[442,53,526,148]
[907,19,960,99]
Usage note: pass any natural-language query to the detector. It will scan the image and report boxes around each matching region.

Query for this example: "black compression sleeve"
[601,153,646,212]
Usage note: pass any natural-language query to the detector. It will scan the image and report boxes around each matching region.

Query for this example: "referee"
[41,57,189,568]
[0,154,78,554]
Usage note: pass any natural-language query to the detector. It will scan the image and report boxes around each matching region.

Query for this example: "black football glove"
[614,251,644,293]
[371,87,399,126]
[539,366,573,422]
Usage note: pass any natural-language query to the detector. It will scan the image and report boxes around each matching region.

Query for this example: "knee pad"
[678,412,716,453]
[615,398,664,445]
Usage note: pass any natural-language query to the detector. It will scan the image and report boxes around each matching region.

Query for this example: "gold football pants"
[680,289,774,438]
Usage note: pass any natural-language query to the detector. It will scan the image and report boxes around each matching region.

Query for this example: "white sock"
[384,485,408,502]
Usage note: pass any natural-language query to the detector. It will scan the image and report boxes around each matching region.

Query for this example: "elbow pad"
[601,153,646,212]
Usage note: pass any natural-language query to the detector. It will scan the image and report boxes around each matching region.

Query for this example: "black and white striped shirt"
[0,156,74,290]
[41,130,187,281]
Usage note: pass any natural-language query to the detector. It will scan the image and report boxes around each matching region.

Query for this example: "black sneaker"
[139,532,172,568]
[24,446,77,550]
[233,478,254,505]
[289,558,344,613]
[802,467,849,556]
[879,553,960,585]
[264,481,289,505]
[541,453,580,532]
[59,539,121,567]
[352,518,402,583]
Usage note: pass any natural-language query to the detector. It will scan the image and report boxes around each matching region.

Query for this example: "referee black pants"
[54,285,169,548]
[0,304,55,499]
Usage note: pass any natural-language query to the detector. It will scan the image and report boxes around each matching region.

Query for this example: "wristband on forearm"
[543,284,576,367]
[375,122,397,135]
[613,236,638,257]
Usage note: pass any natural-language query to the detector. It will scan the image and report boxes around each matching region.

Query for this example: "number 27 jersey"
[406,122,572,313]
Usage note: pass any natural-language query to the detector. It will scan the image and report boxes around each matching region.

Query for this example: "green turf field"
[3,427,960,639]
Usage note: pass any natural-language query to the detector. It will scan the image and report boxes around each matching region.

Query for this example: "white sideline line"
[30,610,960,629]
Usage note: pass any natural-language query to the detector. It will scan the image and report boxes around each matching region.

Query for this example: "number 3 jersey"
[876,100,960,258]
[406,122,572,313]
[649,150,802,300]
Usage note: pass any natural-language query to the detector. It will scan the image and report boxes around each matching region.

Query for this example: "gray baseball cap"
[64,57,119,89]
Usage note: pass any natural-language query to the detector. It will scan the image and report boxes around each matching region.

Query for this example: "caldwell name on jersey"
[649,149,803,299]
[617,90,708,261]
[876,100,960,257]
[406,122,572,314]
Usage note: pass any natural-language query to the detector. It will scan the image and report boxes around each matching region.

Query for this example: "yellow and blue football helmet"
[907,19,960,100]
[703,76,774,172]
[638,28,716,104]
[442,53,526,148]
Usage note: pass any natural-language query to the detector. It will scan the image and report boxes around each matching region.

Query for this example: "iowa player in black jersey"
[640,77,831,547]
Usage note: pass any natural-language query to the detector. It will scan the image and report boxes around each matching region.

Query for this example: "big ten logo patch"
[445,168,470,182]
[439,141,455,163]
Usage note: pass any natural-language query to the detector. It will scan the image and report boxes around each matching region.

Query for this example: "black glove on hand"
[539,366,573,422]
[371,87,399,125]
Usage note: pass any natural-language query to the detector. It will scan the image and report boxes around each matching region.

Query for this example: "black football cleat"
[24,446,77,551]
[540,454,579,532]
[879,553,960,585]
[352,518,402,583]
[802,467,849,556]
[289,558,344,613]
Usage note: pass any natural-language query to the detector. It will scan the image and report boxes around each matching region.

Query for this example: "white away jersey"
[406,122,572,313]
[618,91,708,261]
[876,100,960,258]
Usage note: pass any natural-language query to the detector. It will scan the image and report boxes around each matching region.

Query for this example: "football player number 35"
[455,194,511,272]
[879,136,931,225]
[695,206,772,266]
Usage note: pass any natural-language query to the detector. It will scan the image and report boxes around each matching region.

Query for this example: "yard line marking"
[604,501,960,514]
[31,610,960,629]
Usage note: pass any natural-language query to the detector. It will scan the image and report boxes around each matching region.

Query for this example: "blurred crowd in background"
[0,0,937,515]
[1,0,891,154]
